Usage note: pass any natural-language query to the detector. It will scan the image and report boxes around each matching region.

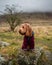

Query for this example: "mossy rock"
[17,48,52,65]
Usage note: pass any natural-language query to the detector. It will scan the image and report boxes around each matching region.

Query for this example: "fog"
[0,0,52,14]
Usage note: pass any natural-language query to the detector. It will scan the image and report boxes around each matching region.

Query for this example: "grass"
[0,26,52,55]
[0,26,52,65]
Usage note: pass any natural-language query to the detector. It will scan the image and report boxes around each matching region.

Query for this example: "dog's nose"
[19,29,21,33]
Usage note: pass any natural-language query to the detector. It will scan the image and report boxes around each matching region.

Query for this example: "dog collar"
[32,31,34,36]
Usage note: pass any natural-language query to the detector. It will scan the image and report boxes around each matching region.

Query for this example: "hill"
[0,12,52,26]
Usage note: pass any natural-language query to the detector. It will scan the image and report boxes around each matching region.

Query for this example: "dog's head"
[19,23,32,36]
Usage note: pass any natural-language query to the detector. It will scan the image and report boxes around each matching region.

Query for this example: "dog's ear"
[25,23,32,36]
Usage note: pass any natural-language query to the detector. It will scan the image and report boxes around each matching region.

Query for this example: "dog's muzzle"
[19,30,26,35]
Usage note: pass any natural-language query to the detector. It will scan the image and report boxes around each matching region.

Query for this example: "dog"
[19,22,35,51]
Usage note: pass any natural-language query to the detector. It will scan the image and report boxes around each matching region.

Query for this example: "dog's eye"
[22,26,24,28]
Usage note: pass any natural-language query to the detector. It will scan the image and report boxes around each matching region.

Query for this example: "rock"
[16,48,42,65]
[0,41,10,47]
[17,47,52,65]
[0,55,6,62]
[0,54,8,65]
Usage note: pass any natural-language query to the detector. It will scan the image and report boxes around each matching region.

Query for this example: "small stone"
[0,41,10,47]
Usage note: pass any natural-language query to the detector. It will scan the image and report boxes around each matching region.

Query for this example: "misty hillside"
[0,12,52,26]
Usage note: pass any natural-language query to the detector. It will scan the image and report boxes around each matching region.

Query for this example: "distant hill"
[0,12,52,26]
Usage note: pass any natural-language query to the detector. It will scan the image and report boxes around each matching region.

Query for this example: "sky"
[0,0,52,14]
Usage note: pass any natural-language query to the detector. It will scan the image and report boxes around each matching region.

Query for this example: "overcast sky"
[0,0,52,14]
